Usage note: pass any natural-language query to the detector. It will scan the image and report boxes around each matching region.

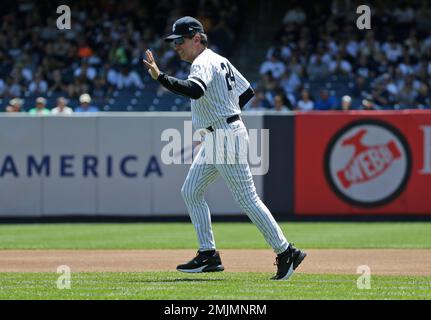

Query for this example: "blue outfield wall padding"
[263,115,295,220]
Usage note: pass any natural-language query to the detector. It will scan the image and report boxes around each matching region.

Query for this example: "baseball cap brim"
[165,34,184,42]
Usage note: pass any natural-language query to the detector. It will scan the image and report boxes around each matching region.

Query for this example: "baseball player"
[143,16,306,280]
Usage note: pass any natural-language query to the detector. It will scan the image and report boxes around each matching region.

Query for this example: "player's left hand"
[143,49,161,80]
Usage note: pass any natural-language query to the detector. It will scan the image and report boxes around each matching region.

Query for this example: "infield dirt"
[0,249,430,276]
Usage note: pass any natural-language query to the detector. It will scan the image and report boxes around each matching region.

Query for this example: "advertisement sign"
[295,111,431,215]
[0,113,264,217]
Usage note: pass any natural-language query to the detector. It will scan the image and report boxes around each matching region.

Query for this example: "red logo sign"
[336,129,402,188]
[325,120,411,207]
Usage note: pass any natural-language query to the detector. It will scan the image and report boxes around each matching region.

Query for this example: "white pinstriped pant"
[181,119,289,254]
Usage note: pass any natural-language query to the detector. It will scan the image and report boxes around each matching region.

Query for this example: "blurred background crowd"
[0,0,430,113]
[0,0,243,112]
[250,0,431,112]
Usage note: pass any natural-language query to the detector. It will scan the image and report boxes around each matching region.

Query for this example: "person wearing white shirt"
[116,66,144,89]
[107,68,118,86]
[382,39,403,63]
[28,74,48,94]
[259,54,286,79]
[296,89,314,111]
[51,97,74,115]
[329,54,352,75]
[280,69,301,94]
[74,62,97,81]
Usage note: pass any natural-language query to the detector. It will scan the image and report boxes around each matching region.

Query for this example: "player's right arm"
[143,49,204,99]
[239,86,255,109]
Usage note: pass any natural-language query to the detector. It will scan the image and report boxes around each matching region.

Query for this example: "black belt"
[206,115,240,132]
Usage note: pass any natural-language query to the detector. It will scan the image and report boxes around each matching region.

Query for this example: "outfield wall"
[0,113,264,217]
[1,111,431,219]
[263,110,431,217]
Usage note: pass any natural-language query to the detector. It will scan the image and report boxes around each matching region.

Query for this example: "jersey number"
[221,62,235,91]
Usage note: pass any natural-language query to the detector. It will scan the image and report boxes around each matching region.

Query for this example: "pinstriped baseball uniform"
[181,48,290,254]
[188,49,248,129]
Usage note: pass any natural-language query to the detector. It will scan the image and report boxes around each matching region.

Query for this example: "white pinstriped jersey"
[188,49,250,129]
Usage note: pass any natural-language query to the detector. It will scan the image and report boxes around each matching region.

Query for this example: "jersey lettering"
[221,62,235,91]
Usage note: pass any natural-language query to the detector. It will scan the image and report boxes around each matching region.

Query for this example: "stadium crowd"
[1,0,430,113]
[248,0,431,111]
[0,0,243,112]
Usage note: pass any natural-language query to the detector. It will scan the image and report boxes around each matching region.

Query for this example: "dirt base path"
[1,249,430,276]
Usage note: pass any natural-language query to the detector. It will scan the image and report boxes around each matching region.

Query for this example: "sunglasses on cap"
[172,34,195,45]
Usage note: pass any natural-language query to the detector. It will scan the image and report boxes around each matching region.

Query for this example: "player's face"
[173,35,196,62]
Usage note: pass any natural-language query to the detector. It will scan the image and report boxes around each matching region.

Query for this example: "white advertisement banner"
[0,113,264,217]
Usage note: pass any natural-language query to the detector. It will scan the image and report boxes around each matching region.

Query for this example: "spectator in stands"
[296,89,314,111]
[68,76,90,99]
[1,0,430,113]
[415,84,431,109]
[49,69,68,93]
[77,38,94,59]
[306,54,330,79]
[329,54,352,76]
[28,97,50,115]
[51,97,73,115]
[315,89,338,110]
[99,63,118,91]
[280,69,301,95]
[28,73,48,95]
[287,55,304,77]
[381,74,399,97]
[267,34,293,63]
[5,98,24,113]
[397,80,418,108]
[92,76,111,106]
[369,83,390,108]
[273,94,292,111]
[354,54,371,78]
[346,34,360,59]
[260,73,281,106]
[259,51,286,80]
[116,65,144,90]
[350,76,369,100]
[75,93,99,112]
[382,36,403,64]
[393,3,416,26]
[243,89,271,111]
[341,95,352,111]
[74,61,97,82]
[4,76,22,98]
[109,40,129,65]
[283,5,306,25]
[361,96,379,110]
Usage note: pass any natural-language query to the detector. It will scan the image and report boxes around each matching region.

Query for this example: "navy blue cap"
[165,16,205,42]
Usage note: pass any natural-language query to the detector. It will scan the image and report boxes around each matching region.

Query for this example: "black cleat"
[177,250,225,273]
[271,244,307,280]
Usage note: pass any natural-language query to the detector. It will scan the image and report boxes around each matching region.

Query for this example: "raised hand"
[143,49,161,80]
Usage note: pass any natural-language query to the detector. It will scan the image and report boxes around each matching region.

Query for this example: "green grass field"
[0,222,430,300]
[0,222,430,249]
[1,272,430,300]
